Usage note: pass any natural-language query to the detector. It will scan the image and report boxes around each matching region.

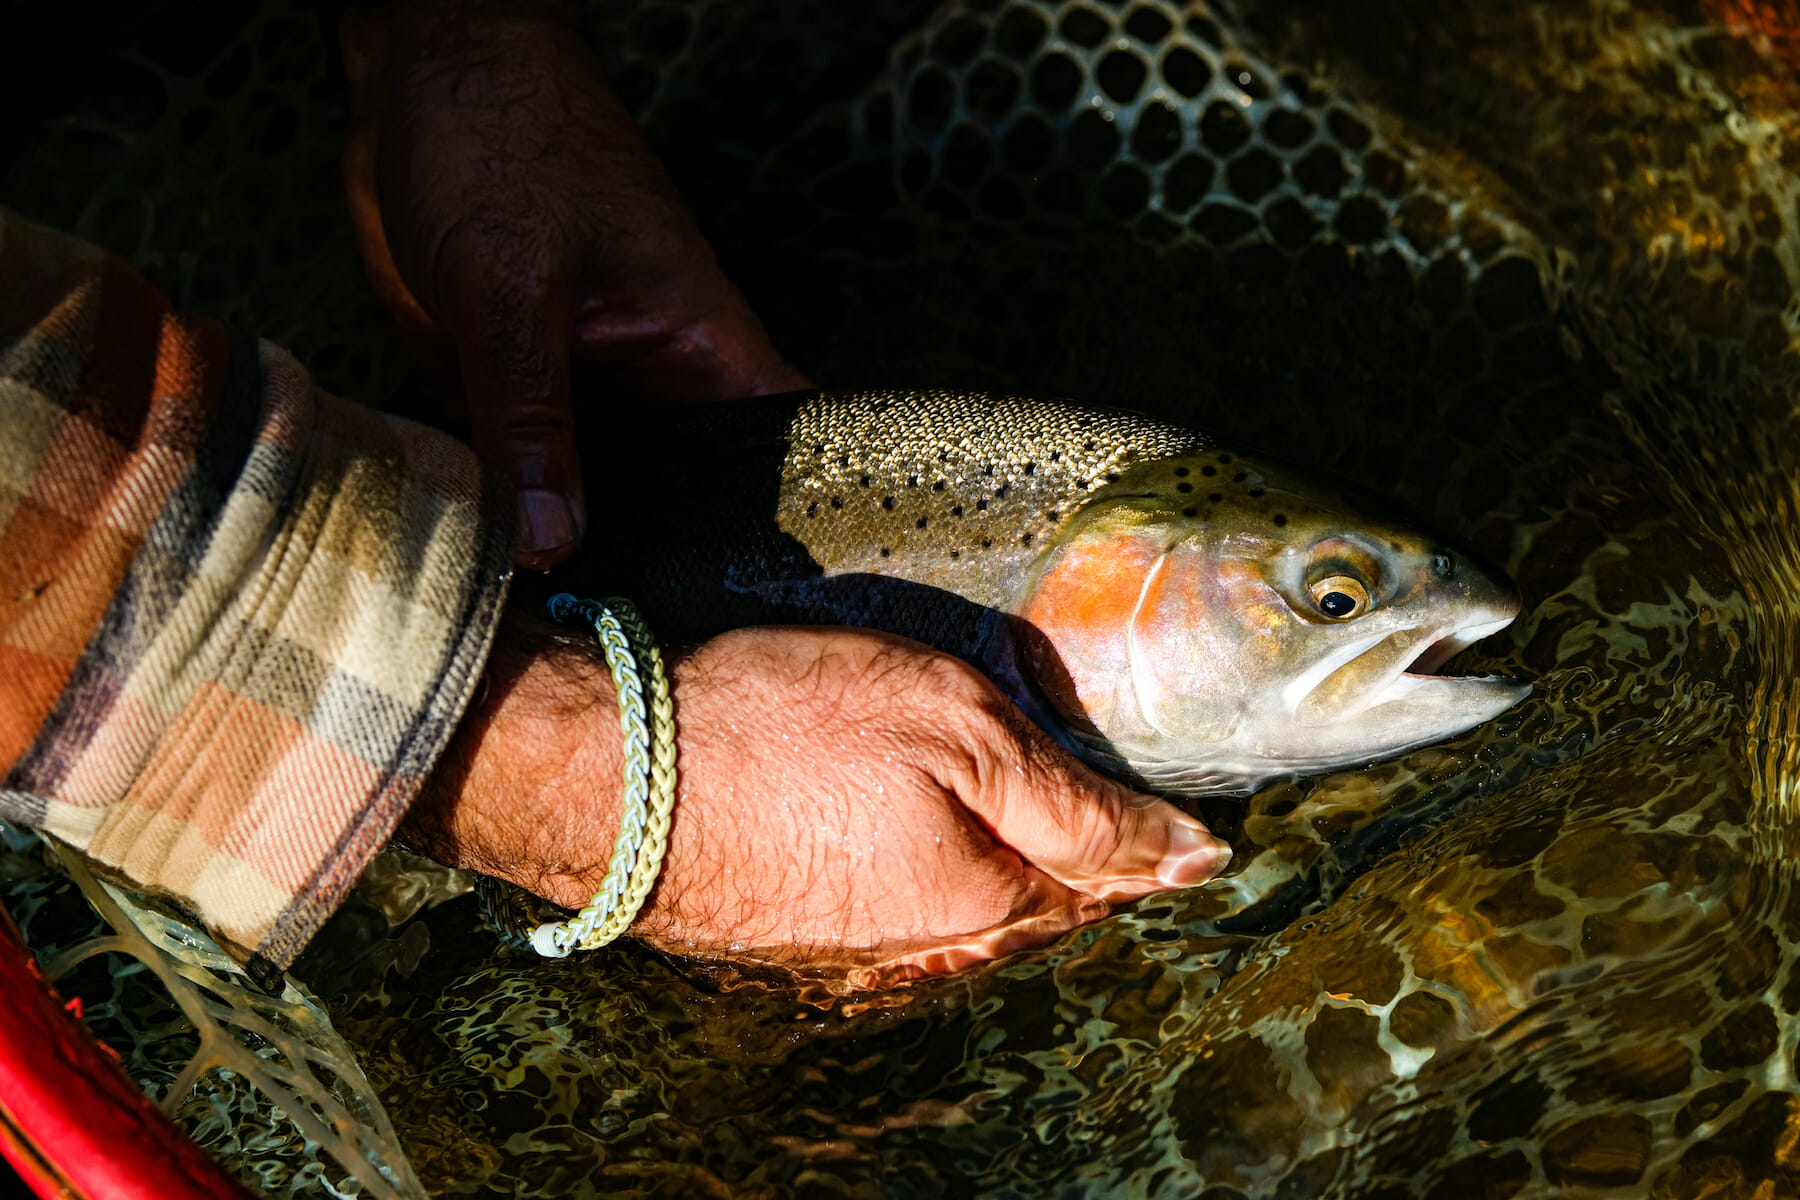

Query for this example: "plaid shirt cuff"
[0,209,513,976]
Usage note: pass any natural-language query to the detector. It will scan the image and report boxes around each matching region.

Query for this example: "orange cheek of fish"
[1124,551,1273,742]
[1204,559,1289,655]
[1017,535,1165,732]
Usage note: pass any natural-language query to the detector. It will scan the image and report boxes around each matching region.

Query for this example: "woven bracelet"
[529,594,677,957]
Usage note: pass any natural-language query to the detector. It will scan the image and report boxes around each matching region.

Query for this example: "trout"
[567,390,1528,795]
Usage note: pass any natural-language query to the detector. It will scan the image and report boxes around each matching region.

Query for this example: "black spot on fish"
[950,549,960,559]
[1208,492,1223,502]
[1182,507,1197,517]
[952,505,964,516]
[995,484,1009,498]
[807,502,819,517]
[1083,440,1097,450]
[908,475,918,487]
[882,496,896,510]
[917,517,929,529]
[838,455,850,467]
[1177,482,1193,493]
[1201,465,1217,476]
[939,450,950,462]
[1219,453,1233,463]
[982,538,992,548]
[831,497,843,508]
[1021,532,1034,545]
[880,547,891,557]
[1106,472,1120,482]
[1024,462,1036,474]
[1274,514,1288,526]
[1249,489,1266,498]
[1233,471,1248,482]
[933,480,947,491]
[977,499,989,511]
[1049,450,1061,462]
[1044,508,1058,519]
[983,464,995,477]
[860,475,871,487]
[813,442,825,454]
[1176,466,1189,476]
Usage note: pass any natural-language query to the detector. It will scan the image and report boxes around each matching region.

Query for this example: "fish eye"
[1309,575,1370,619]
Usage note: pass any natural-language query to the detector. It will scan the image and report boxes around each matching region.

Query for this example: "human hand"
[409,622,1229,986]
[339,0,809,567]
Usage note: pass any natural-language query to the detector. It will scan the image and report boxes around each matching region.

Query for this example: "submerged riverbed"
[7,0,1800,1195]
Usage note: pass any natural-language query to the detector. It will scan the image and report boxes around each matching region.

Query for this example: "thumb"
[443,265,587,569]
[961,714,1231,902]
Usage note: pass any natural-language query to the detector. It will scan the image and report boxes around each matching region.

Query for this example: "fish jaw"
[1098,665,1529,798]
[1331,669,1532,755]
[1093,598,1530,796]
[1292,615,1522,727]
[1283,612,1530,758]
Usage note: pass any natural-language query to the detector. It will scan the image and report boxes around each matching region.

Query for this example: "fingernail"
[1156,820,1231,888]
[516,489,578,559]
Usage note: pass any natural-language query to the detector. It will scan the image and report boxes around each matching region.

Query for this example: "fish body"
[570,390,1527,795]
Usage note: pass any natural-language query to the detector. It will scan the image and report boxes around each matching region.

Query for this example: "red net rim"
[0,904,252,1200]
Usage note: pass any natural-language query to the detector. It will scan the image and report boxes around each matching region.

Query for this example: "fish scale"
[777,389,1202,607]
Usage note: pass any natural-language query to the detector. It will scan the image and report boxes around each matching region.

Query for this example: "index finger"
[443,257,588,568]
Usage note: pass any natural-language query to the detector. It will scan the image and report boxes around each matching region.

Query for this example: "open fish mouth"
[1401,615,1518,678]
[1292,615,1526,727]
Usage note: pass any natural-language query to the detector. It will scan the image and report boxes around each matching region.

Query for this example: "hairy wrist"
[405,612,623,905]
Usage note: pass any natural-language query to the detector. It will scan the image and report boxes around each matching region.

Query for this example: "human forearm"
[406,620,1229,983]
[401,613,625,908]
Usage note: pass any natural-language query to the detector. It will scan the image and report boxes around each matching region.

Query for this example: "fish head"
[1014,450,1528,795]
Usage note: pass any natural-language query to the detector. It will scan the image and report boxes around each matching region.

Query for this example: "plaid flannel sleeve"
[0,209,513,979]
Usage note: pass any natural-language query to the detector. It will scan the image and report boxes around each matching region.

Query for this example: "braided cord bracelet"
[529,594,678,957]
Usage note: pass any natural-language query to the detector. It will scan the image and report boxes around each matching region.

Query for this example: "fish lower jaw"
[1079,671,1532,798]
[1060,611,1530,796]
[1319,672,1533,765]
